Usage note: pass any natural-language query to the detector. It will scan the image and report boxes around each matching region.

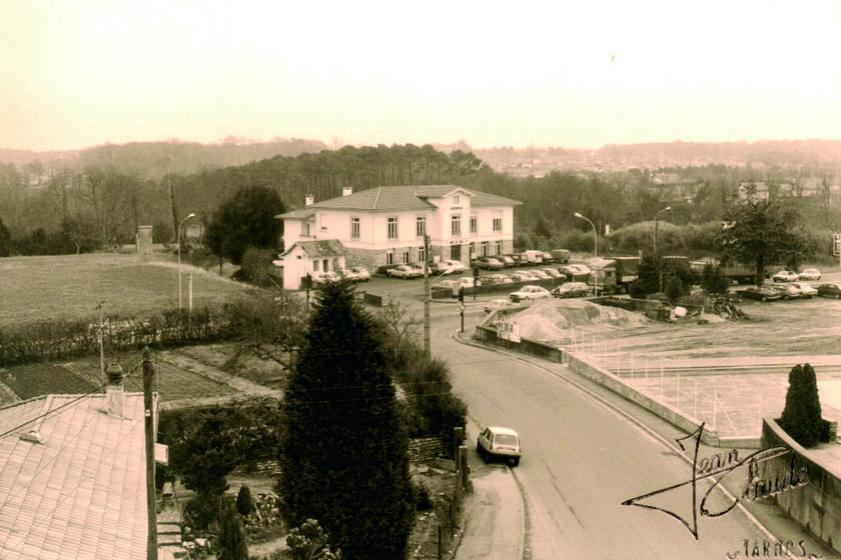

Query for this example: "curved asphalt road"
[432,311,768,560]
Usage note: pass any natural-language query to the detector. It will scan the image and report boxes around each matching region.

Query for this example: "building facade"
[277,185,521,288]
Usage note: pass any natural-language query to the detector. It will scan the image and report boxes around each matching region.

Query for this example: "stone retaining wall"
[761,418,841,555]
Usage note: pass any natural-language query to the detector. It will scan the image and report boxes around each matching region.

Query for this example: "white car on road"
[387,264,424,279]
[791,282,818,297]
[477,426,522,467]
[509,285,551,302]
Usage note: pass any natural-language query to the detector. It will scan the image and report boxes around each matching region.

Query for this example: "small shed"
[279,239,348,290]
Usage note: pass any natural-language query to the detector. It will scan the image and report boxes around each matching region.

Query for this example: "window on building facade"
[386,251,394,265]
[402,249,410,263]
[313,260,320,271]
[470,216,477,233]
[481,242,489,256]
[492,218,502,232]
[351,217,360,239]
[495,241,503,255]
[418,246,426,263]
[303,222,311,236]
[388,217,398,239]
[469,242,475,258]
[451,215,461,235]
[416,216,426,237]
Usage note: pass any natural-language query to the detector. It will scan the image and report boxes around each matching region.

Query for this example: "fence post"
[459,445,469,492]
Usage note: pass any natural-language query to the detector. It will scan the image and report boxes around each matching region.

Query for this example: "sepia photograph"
[2,1,841,559]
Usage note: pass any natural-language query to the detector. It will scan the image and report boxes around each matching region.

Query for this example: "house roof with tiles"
[282,239,348,258]
[0,392,149,560]
[277,185,521,217]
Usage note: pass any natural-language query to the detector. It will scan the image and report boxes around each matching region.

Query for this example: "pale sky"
[2,0,840,151]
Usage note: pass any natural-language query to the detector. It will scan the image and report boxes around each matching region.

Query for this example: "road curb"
[451,329,799,560]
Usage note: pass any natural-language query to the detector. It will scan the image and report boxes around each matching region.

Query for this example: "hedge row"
[0,307,234,367]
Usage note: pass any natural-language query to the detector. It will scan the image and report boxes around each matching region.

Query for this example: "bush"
[415,483,433,511]
[239,247,279,287]
[778,363,823,448]
[664,275,684,305]
[184,494,222,531]
[216,498,249,560]
[236,485,254,516]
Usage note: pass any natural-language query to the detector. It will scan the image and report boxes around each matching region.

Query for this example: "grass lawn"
[0,252,261,327]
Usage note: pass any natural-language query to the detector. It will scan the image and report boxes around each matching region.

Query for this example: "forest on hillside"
[2,143,841,259]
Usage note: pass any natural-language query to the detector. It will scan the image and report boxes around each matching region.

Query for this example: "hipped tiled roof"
[284,239,348,258]
[276,185,521,216]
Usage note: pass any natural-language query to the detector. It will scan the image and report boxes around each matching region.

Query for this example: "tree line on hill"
[2,143,840,264]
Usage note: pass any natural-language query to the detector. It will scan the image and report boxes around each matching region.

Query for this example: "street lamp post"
[574,212,599,296]
[177,213,197,310]
[654,206,672,293]
[573,212,597,257]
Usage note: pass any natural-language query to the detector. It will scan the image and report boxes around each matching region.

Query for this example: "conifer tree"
[779,363,823,448]
[216,499,249,560]
[279,281,415,559]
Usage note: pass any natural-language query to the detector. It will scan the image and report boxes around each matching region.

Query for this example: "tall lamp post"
[574,212,599,296]
[573,212,597,257]
[653,206,672,292]
[177,213,197,310]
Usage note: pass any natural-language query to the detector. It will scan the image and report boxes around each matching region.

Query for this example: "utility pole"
[96,301,106,389]
[142,347,158,560]
[423,234,431,357]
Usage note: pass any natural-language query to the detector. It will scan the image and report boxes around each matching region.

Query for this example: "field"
[0,252,260,326]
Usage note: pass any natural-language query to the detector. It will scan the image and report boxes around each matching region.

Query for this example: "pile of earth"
[508,299,650,344]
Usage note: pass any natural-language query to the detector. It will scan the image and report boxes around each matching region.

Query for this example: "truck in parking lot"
[689,258,768,284]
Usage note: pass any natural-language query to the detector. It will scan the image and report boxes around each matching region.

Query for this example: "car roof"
[487,426,519,436]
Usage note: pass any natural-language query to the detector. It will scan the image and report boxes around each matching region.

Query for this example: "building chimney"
[105,363,124,418]
[342,186,353,197]
[305,194,314,206]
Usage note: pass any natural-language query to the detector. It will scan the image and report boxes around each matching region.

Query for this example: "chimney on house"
[305,194,314,206]
[342,186,353,197]
[105,363,124,418]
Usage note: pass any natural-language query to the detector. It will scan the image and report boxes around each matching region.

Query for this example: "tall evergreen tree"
[279,282,415,560]
[779,363,823,448]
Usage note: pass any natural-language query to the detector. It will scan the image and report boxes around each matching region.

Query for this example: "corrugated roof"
[283,239,348,258]
[282,185,521,213]
[0,393,148,560]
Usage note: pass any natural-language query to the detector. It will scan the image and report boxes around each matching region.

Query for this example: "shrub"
[184,494,221,531]
[216,498,249,560]
[664,275,684,305]
[236,485,254,516]
[779,363,823,448]
[415,483,433,511]
[239,247,279,287]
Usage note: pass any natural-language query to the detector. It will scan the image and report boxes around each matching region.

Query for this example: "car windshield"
[493,434,518,446]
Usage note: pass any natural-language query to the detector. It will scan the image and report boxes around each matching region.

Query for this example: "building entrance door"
[451,244,461,261]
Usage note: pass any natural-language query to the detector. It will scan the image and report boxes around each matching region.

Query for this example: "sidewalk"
[456,466,525,560]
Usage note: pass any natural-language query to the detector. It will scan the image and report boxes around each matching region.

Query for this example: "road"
[428,309,770,560]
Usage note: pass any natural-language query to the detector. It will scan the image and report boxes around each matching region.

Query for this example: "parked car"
[473,257,505,270]
[551,282,590,298]
[798,268,822,281]
[484,299,514,313]
[505,253,526,265]
[530,269,551,280]
[476,426,522,466]
[521,250,544,264]
[550,249,571,264]
[772,270,799,282]
[791,282,818,297]
[541,267,564,278]
[740,286,782,301]
[498,255,516,267]
[558,264,591,279]
[482,274,513,285]
[432,259,466,274]
[509,285,551,302]
[770,283,803,300]
[387,264,424,279]
[340,267,370,282]
[311,271,340,285]
[540,252,555,264]
[376,263,401,276]
[817,283,841,299]
[510,271,538,282]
